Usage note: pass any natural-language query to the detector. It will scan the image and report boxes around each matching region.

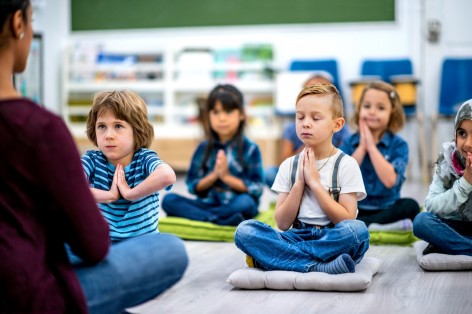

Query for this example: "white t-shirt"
[272,149,366,226]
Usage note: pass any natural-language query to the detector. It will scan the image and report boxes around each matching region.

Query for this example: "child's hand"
[108,166,120,202]
[297,149,305,184]
[116,164,132,200]
[215,149,229,179]
[358,118,367,151]
[303,147,320,186]
[463,152,472,184]
[360,118,375,151]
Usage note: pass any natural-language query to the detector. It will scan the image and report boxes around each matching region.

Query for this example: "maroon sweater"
[0,99,110,313]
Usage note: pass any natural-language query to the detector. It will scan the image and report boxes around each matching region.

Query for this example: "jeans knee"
[162,193,178,210]
[413,212,432,237]
[235,219,259,244]
[236,219,255,235]
[338,220,369,242]
[235,194,256,207]
[403,198,421,216]
[233,194,257,216]
[156,233,189,273]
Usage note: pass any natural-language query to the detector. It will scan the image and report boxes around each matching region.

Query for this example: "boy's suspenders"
[290,151,346,202]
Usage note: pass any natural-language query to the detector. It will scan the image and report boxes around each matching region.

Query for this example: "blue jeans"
[234,219,370,272]
[162,193,258,224]
[73,233,188,314]
[413,212,472,256]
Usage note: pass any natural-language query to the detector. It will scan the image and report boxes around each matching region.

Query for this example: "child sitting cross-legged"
[235,83,369,274]
[82,90,176,242]
[162,84,264,226]
[340,81,420,232]
[413,99,472,256]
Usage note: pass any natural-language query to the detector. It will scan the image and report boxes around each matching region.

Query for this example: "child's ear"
[333,117,345,133]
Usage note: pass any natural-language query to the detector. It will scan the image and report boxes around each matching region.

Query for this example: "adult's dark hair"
[0,0,29,36]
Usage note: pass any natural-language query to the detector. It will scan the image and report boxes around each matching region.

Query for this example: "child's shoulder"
[385,131,407,144]
[82,149,104,160]
[336,149,359,170]
[279,153,300,170]
[134,148,159,159]
[241,135,259,147]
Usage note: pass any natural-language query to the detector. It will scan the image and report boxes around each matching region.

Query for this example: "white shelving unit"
[62,45,280,170]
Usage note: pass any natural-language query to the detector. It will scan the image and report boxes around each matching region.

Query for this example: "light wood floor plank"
[127,241,472,314]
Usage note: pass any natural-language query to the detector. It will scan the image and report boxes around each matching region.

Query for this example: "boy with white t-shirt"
[235,83,369,274]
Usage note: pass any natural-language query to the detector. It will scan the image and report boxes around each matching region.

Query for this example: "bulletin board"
[71,0,395,31]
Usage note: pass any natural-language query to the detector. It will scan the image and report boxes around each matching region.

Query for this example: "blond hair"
[352,81,404,133]
[86,90,154,150]
[296,83,344,119]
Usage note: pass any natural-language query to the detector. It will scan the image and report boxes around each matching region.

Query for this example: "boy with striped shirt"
[82,90,175,242]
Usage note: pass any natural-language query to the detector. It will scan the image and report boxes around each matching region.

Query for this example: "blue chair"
[361,59,413,82]
[438,58,472,116]
[432,58,472,162]
[289,59,344,101]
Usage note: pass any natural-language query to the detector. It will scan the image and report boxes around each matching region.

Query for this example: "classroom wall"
[67,0,419,118]
[32,0,420,115]
[30,0,69,114]
[30,0,472,182]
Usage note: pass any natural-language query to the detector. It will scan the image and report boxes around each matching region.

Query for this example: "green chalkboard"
[71,0,395,31]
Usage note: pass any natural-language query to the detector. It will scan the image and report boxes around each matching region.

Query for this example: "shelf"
[172,80,274,93]
[63,45,279,169]
[68,81,166,92]
[69,63,165,72]
[173,61,273,72]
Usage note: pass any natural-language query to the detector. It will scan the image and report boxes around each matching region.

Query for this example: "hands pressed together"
[297,147,321,189]
[107,164,131,202]
[463,152,472,184]
[214,149,229,180]
[358,118,376,153]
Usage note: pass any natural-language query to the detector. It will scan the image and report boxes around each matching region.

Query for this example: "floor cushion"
[414,240,472,271]
[226,257,382,291]
[158,206,276,242]
[159,206,416,245]
[369,230,417,246]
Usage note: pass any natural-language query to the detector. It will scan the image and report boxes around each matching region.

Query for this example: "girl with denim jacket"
[413,100,472,256]
[341,81,420,231]
[162,84,264,226]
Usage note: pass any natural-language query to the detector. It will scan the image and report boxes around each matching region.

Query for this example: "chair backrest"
[438,58,472,116]
[360,59,416,116]
[361,59,413,82]
[289,59,343,100]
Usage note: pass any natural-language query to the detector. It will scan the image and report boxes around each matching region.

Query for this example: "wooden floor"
[127,241,472,314]
[127,179,471,313]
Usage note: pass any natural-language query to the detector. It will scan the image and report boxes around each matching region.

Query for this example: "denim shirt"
[186,136,264,206]
[340,131,408,210]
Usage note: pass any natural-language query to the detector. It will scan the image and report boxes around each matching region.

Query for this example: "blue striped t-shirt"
[81,148,165,241]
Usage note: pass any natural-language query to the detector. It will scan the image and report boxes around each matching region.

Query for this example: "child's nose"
[466,136,472,148]
[105,128,115,138]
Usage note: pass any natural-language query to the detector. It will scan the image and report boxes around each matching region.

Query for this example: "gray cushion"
[227,257,382,291]
[414,240,472,271]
